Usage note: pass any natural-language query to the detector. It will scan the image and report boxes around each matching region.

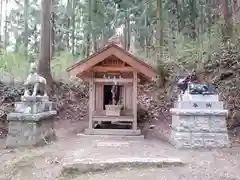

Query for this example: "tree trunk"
[0,0,3,45]
[232,0,240,28]
[24,0,29,59]
[86,0,92,57]
[4,0,8,49]
[233,0,240,33]
[207,0,212,37]
[199,2,205,35]
[207,0,212,61]
[92,0,97,52]
[92,29,97,53]
[66,18,70,49]
[51,0,56,58]
[173,0,181,32]
[232,0,238,21]
[156,0,163,53]
[156,0,161,47]
[189,0,197,39]
[71,0,76,55]
[124,12,128,50]
[124,9,130,51]
[38,0,53,86]
[144,0,149,57]
[221,0,233,40]
[66,0,70,50]
[179,0,185,32]
[127,11,131,50]
[33,25,38,54]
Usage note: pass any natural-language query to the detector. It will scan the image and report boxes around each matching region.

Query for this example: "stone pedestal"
[6,96,57,148]
[170,94,230,148]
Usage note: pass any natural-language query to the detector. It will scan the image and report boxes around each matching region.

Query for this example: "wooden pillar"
[88,72,95,130]
[132,71,137,130]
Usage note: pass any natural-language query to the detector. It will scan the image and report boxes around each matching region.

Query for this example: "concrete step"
[77,133,144,140]
[62,157,184,175]
[85,128,142,136]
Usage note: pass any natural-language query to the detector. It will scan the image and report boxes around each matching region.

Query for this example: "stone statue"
[23,62,47,96]
[177,75,191,94]
[177,74,216,95]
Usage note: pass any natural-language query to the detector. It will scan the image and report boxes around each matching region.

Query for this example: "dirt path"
[62,142,240,180]
[0,121,239,180]
[0,136,239,180]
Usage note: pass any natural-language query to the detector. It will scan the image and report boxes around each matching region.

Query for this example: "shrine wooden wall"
[95,83,103,111]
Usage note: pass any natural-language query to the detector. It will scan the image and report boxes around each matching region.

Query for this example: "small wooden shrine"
[67,43,156,136]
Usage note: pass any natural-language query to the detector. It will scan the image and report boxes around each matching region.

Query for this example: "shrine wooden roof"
[67,43,157,80]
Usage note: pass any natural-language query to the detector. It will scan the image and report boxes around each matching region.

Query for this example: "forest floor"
[0,80,240,179]
[0,120,239,180]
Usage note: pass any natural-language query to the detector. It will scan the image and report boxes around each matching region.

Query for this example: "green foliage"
[0,50,28,83]
[0,48,81,83]
[51,51,77,82]
[166,24,223,73]
[0,0,237,84]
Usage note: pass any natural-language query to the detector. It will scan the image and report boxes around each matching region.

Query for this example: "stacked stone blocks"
[170,94,230,148]
[6,96,56,148]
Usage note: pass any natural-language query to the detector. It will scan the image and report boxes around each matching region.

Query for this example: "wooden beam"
[88,72,94,130]
[93,116,133,122]
[69,48,113,76]
[85,129,141,136]
[132,71,137,130]
[94,78,133,83]
[91,66,134,72]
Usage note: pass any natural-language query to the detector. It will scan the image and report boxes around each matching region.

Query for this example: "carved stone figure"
[177,76,191,94]
[177,71,217,95]
[23,62,47,96]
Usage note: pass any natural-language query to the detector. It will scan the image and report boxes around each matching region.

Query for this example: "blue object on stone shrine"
[189,83,216,95]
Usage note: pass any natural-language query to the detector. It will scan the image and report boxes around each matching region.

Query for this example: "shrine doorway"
[103,85,122,110]
[103,85,112,109]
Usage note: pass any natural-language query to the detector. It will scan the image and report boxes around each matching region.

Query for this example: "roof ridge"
[66,43,156,80]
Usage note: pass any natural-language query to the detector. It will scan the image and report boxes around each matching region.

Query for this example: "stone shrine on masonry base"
[170,93,230,148]
[6,63,56,148]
